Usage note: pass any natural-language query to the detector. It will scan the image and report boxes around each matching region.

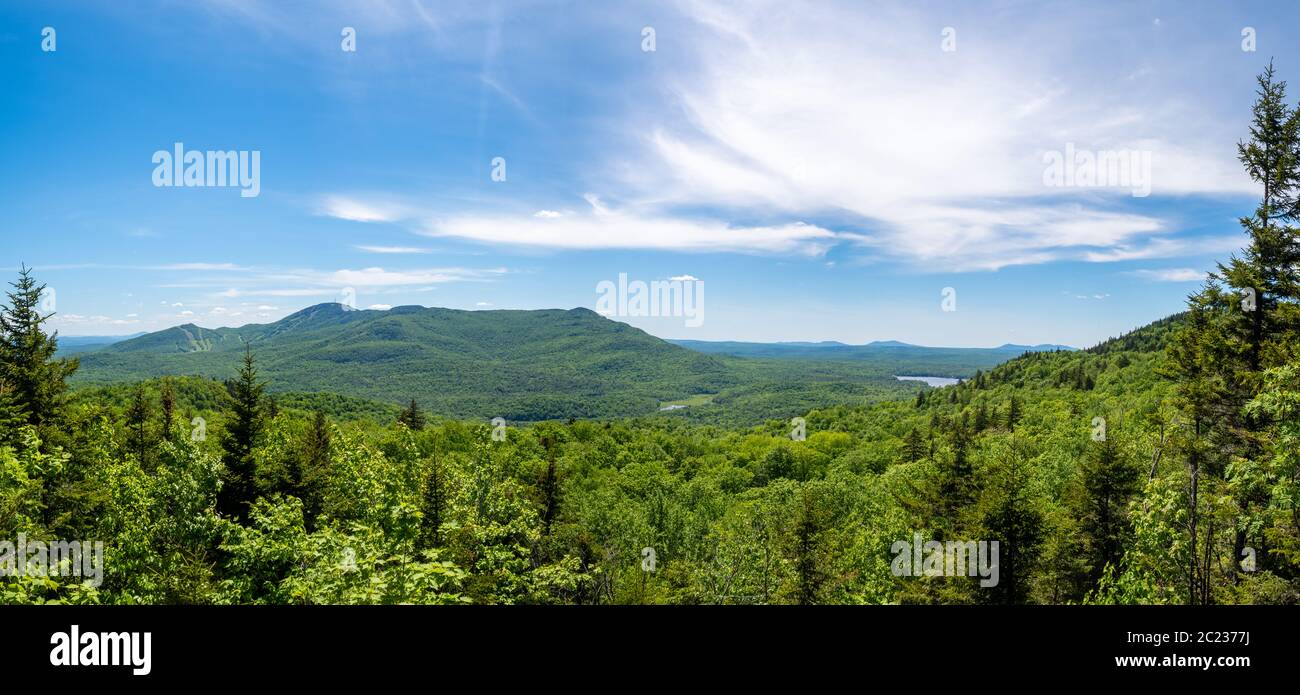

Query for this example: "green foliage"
[218,346,265,521]
[5,64,1300,604]
[70,302,1048,425]
[0,266,78,436]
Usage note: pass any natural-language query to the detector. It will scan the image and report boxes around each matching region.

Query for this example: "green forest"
[3,66,1300,605]
[67,294,1035,427]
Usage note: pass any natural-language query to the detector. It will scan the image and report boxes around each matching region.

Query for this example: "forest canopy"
[3,65,1300,605]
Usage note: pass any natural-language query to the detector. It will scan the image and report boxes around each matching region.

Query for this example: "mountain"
[71,303,1083,423]
[996,343,1077,352]
[55,332,147,354]
[667,338,1075,367]
[75,304,734,420]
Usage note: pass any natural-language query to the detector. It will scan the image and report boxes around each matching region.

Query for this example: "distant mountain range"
[668,339,1076,360]
[68,303,1076,422]
[56,332,148,353]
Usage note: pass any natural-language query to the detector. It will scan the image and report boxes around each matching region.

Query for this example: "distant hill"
[56,332,147,354]
[996,343,1077,352]
[75,304,733,420]
[668,338,1076,366]
[71,303,1087,423]
[1086,313,1186,355]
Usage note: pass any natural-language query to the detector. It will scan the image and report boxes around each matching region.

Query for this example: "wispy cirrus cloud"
[319,195,407,223]
[354,245,432,254]
[422,200,839,256]
[1130,268,1208,282]
[602,0,1255,270]
[204,267,503,299]
[312,1,1256,272]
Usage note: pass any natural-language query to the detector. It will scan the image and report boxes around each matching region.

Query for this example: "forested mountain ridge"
[70,303,1065,423]
[668,338,1076,376]
[671,339,1076,359]
[75,304,736,421]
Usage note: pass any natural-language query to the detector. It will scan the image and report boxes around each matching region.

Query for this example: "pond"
[895,375,960,387]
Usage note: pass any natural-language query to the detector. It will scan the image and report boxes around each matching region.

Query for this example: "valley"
[67,303,1064,425]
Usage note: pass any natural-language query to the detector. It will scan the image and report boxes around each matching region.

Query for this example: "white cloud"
[367,304,393,310]
[320,196,405,223]
[599,1,1255,270]
[293,2,1254,272]
[424,207,837,256]
[842,204,1169,271]
[152,263,245,271]
[354,245,431,254]
[328,267,506,287]
[1132,268,1207,282]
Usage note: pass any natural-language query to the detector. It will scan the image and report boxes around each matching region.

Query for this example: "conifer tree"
[903,427,926,463]
[0,379,26,447]
[125,383,153,467]
[218,345,266,521]
[791,492,826,605]
[0,266,78,432]
[539,436,560,535]
[980,439,1045,604]
[1072,434,1139,583]
[297,410,331,531]
[398,398,426,430]
[419,454,447,548]
[1166,64,1300,587]
[160,377,177,440]
[1006,396,1022,431]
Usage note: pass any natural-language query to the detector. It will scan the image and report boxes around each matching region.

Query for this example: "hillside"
[669,339,1076,373]
[71,303,1072,423]
[74,304,735,420]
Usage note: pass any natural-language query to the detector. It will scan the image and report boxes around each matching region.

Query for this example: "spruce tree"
[980,440,1045,604]
[218,345,266,521]
[0,266,78,431]
[125,383,153,467]
[298,410,331,531]
[398,398,426,430]
[160,377,177,440]
[1006,396,1022,431]
[791,492,826,605]
[1073,434,1139,583]
[539,436,560,536]
[903,427,926,463]
[419,454,447,548]
[1167,64,1300,586]
[0,379,26,447]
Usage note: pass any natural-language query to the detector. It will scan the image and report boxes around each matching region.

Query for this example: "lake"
[895,375,960,387]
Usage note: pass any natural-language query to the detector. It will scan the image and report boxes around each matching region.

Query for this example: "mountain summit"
[79,304,730,420]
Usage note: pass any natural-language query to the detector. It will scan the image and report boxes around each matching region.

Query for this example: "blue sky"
[1,0,1294,347]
